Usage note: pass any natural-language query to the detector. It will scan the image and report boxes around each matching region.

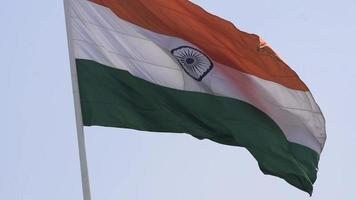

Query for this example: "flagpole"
[63,0,92,200]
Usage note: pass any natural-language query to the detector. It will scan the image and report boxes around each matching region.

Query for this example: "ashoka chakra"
[171,46,213,81]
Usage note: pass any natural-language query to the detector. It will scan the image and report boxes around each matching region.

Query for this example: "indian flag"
[66,0,326,194]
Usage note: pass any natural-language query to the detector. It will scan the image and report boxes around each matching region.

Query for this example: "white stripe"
[69,0,326,153]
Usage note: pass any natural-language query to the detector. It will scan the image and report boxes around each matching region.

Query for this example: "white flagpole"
[63,0,92,200]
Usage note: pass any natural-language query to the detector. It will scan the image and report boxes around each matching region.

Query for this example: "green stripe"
[76,59,319,194]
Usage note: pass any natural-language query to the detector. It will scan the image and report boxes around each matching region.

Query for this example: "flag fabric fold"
[67,0,326,194]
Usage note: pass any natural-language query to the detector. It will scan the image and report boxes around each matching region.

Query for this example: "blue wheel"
[171,46,213,81]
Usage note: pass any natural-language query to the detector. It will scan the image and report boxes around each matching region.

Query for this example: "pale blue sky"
[1,0,356,199]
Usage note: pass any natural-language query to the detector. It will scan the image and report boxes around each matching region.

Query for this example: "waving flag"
[67,0,326,194]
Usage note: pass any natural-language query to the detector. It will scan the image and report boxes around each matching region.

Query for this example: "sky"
[1,0,356,199]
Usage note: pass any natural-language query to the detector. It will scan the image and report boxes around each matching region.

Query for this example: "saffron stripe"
[90,0,308,91]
